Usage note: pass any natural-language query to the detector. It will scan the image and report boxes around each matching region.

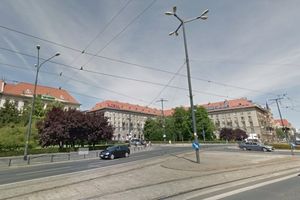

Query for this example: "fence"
[0,145,151,168]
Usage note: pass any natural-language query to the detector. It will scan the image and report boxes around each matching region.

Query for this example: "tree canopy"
[0,101,20,127]
[144,106,215,141]
[37,108,113,148]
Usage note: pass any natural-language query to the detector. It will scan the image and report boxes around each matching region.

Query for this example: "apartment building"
[0,80,80,111]
[89,100,161,141]
[274,119,295,139]
[202,98,275,141]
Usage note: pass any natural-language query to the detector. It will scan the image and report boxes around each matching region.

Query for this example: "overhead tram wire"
[147,61,186,107]
[0,77,106,102]
[63,0,133,83]
[0,25,283,97]
[79,0,157,68]
[0,60,236,100]
[78,0,133,56]
[0,45,278,98]
[0,61,149,104]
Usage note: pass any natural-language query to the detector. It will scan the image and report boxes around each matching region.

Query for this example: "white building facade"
[202,99,275,142]
[90,100,161,141]
[0,80,80,111]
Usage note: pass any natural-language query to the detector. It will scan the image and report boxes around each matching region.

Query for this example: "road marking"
[15,166,71,176]
[202,173,297,200]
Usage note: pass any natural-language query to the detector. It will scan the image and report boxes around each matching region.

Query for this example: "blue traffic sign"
[192,142,200,150]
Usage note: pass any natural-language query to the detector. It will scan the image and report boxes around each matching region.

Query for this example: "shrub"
[272,143,300,150]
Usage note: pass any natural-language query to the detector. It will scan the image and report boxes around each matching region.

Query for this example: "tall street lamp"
[24,45,60,160]
[165,6,208,164]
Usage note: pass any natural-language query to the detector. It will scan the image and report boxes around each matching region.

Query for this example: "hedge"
[271,143,300,150]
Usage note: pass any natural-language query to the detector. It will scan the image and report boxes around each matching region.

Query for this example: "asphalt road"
[0,145,224,185]
[0,144,297,186]
[220,175,300,200]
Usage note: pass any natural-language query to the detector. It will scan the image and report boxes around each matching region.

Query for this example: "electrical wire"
[0,24,285,97]
[0,61,149,104]
[63,0,133,83]
[147,61,186,107]
[0,60,237,100]
[80,0,157,68]
[0,45,278,98]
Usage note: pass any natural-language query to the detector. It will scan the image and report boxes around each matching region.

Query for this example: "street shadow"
[169,153,197,163]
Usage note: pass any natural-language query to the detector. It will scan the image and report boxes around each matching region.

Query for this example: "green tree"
[172,107,191,141]
[144,118,163,141]
[45,101,64,113]
[194,106,215,140]
[276,128,286,140]
[0,101,20,127]
[21,96,46,125]
[165,117,176,141]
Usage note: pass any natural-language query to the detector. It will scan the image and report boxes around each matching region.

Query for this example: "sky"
[0,0,299,128]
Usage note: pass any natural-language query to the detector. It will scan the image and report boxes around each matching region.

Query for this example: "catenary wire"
[80,0,157,68]
[0,60,237,100]
[0,45,278,98]
[63,0,134,84]
[147,61,186,107]
[0,24,285,97]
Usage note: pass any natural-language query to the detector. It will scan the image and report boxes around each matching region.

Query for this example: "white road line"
[202,174,298,200]
[15,166,72,176]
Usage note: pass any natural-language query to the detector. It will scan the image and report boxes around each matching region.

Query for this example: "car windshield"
[107,146,117,151]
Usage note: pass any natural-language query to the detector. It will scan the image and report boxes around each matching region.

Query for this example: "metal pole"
[157,98,167,143]
[273,98,293,155]
[24,47,40,160]
[274,99,288,141]
[181,22,200,163]
[23,46,59,160]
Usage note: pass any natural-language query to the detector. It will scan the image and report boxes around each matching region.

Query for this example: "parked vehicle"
[130,139,143,146]
[239,142,274,152]
[100,145,130,159]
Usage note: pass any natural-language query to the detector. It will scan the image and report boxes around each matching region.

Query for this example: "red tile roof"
[91,100,162,116]
[274,119,291,127]
[202,98,255,111]
[90,98,260,117]
[1,81,79,105]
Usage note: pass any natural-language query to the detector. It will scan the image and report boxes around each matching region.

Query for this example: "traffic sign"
[192,142,200,150]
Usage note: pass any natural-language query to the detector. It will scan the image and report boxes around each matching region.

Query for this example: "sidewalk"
[0,150,299,200]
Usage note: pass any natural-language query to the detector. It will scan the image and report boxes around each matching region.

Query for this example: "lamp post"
[23,45,60,160]
[165,6,208,164]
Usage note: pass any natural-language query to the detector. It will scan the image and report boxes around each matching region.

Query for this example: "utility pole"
[157,98,168,143]
[269,96,292,154]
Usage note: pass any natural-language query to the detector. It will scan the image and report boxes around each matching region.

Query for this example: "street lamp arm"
[174,13,183,23]
[39,53,60,69]
[174,23,183,35]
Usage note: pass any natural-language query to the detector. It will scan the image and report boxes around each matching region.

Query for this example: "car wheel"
[110,154,115,159]
[125,152,129,157]
[262,148,267,152]
[243,147,247,151]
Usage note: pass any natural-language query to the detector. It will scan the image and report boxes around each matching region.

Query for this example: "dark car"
[239,142,274,152]
[100,145,130,159]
